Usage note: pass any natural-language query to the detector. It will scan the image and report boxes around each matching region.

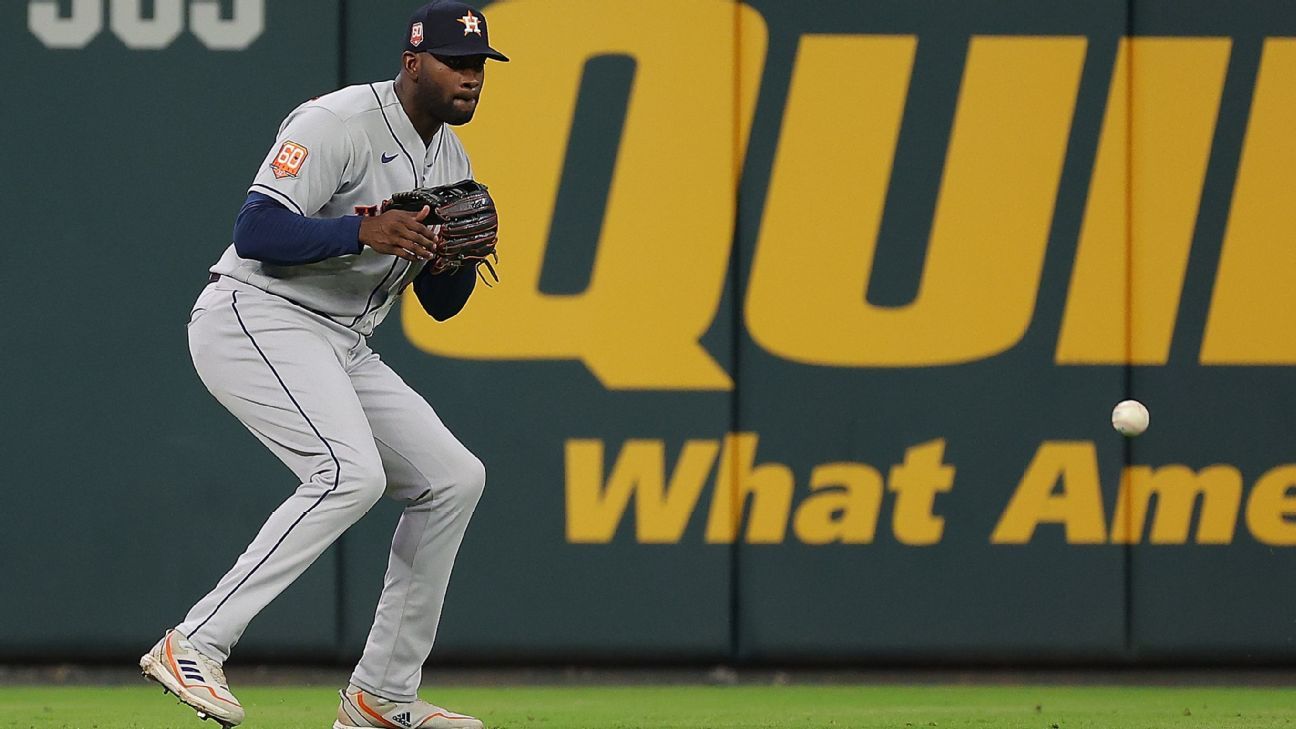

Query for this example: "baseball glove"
[386,180,499,283]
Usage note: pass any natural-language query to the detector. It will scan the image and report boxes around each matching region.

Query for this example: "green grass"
[1,685,1294,729]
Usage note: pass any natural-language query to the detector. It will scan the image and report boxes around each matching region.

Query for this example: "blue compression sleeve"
[413,263,477,321]
[232,192,363,265]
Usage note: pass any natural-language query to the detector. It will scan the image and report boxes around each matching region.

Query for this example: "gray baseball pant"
[176,277,484,701]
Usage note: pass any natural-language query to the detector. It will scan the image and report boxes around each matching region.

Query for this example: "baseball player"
[138,3,507,728]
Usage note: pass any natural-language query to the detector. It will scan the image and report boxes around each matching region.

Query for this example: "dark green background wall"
[2,0,1294,665]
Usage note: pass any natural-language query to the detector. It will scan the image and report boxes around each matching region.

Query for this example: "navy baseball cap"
[405,0,509,61]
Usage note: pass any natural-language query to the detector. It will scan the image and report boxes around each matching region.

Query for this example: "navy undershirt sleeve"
[413,263,477,321]
[232,192,363,265]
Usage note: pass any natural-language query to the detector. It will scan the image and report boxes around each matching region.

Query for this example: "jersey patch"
[270,141,309,179]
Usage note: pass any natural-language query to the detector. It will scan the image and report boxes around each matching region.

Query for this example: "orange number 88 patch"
[270,141,309,179]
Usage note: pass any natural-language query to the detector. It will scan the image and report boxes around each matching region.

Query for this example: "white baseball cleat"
[139,630,245,727]
[335,685,484,729]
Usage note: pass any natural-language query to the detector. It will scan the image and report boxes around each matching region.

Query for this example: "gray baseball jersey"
[210,79,473,335]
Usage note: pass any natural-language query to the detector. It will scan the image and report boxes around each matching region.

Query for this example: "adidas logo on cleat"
[392,711,412,727]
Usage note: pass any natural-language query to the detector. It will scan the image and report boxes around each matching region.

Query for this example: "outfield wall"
[3,0,1295,664]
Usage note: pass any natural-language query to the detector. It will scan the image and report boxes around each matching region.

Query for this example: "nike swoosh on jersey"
[381,152,398,163]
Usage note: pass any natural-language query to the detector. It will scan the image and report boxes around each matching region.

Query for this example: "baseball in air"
[1111,400,1150,436]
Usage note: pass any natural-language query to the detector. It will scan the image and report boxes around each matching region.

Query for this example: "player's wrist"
[345,214,365,254]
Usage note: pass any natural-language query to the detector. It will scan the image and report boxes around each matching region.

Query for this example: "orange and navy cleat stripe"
[163,633,241,708]
[353,692,466,727]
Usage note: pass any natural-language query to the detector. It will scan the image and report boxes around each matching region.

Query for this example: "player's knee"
[343,461,388,513]
[307,455,386,515]
[444,454,486,511]
[397,451,484,510]
[464,455,487,500]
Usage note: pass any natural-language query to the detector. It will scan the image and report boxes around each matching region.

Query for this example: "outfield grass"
[1,684,1294,729]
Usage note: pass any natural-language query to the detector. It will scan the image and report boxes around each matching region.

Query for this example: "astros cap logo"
[457,10,481,36]
[410,22,424,46]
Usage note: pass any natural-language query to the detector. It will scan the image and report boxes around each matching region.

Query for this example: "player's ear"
[401,50,421,78]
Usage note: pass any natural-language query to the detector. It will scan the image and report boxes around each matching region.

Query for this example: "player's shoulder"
[297,82,390,123]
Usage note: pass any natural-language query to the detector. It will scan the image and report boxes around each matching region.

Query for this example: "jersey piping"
[369,83,420,184]
[347,83,423,328]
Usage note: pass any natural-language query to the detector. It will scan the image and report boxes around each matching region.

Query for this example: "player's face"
[418,53,487,126]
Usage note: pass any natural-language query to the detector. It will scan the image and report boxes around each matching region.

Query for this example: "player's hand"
[358,205,441,262]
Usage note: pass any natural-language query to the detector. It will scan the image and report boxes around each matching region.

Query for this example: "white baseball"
[1111,399,1150,436]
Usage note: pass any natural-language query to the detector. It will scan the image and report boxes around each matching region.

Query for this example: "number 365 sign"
[29,0,264,50]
